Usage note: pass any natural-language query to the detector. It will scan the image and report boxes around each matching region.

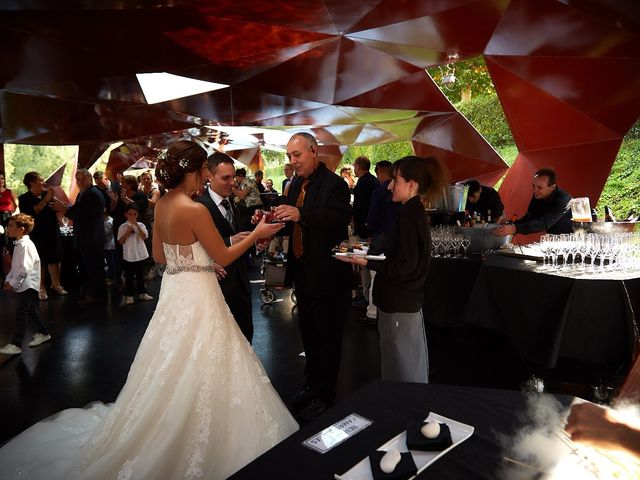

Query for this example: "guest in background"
[463,179,504,222]
[254,170,265,194]
[351,156,379,311]
[340,166,356,193]
[274,132,352,420]
[93,171,112,213]
[64,169,106,304]
[0,171,18,249]
[0,213,51,356]
[282,163,295,195]
[493,167,572,237]
[117,204,153,305]
[233,168,263,216]
[103,211,117,285]
[18,171,67,300]
[338,156,449,384]
[140,170,161,280]
[364,160,399,322]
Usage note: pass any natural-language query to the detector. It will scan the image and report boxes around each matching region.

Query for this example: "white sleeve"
[6,244,27,289]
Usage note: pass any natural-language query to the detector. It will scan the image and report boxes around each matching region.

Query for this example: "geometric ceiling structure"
[485,0,640,220]
[1,0,639,207]
[0,0,509,178]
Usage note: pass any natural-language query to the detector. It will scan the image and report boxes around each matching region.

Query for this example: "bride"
[0,141,298,479]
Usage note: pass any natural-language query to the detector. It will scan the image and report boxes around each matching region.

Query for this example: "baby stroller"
[260,236,296,305]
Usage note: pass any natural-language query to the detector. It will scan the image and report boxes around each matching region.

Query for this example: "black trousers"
[78,245,106,299]
[12,288,48,346]
[123,259,147,296]
[292,259,350,402]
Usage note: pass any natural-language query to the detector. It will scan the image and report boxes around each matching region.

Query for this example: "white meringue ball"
[379,449,401,473]
[421,421,441,439]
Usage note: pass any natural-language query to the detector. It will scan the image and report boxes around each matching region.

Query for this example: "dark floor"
[0,258,605,446]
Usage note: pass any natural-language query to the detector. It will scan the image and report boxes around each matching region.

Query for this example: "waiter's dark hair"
[464,179,481,196]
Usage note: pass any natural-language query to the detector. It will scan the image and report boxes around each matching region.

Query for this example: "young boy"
[117,204,153,305]
[0,213,51,355]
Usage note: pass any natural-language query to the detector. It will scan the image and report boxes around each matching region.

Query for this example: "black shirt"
[352,172,379,239]
[515,186,572,235]
[465,185,504,220]
[369,196,431,313]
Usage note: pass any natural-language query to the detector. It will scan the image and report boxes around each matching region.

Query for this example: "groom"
[198,152,254,343]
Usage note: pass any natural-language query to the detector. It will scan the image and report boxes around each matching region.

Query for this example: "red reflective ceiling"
[1,0,639,206]
[486,0,640,220]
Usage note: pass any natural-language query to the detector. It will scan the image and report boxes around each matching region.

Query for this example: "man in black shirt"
[464,179,504,222]
[494,168,572,237]
[352,156,379,310]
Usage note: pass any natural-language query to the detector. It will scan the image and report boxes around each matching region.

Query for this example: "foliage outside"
[3,144,77,196]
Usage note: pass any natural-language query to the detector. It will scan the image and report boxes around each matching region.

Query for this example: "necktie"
[220,198,234,228]
[292,178,309,258]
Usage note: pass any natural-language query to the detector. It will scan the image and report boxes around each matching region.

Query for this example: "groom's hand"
[213,263,227,280]
[231,232,250,245]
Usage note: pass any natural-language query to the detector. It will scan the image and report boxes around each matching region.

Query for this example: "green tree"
[4,145,78,196]
[427,56,494,104]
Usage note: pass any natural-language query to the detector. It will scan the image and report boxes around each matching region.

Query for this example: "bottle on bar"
[487,209,492,223]
[604,205,616,222]
[625,209,637,221]
[464,210,472,227]
[591,208,598,222]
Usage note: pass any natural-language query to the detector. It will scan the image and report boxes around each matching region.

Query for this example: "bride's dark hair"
[155,140,207,189]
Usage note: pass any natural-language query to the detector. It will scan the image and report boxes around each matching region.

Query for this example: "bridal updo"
[155,140,207,189]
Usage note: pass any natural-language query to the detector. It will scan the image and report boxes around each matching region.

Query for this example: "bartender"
[464,179,504,222]
[493,168,572,237]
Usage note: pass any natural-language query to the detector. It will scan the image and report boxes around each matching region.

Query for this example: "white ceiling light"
[136,72,228,104]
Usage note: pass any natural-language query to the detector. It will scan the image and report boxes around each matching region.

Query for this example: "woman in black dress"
[18,172,68,300]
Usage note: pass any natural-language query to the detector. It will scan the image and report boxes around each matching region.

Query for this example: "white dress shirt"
[117,222,149,262]
[6,235,41,293]
[207,187,228,218]
[207,187,235,234]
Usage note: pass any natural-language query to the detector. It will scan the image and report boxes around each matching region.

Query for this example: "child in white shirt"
[0,214,50,355]
[117,204,153,305]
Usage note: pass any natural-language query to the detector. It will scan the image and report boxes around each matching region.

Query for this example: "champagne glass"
[461,236,471,258]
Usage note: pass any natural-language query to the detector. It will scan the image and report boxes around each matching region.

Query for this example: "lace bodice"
[163,241,214,269]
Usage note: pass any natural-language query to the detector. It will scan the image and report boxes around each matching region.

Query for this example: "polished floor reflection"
[0,258,597,447]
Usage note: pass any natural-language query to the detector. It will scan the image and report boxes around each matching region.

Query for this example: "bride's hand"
[254,216,283,238]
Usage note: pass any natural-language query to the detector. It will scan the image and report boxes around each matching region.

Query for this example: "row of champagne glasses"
[431,225,471,258]
[538,232,640,271]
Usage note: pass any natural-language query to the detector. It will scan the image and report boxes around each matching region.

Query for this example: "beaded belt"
[164,265,216,275]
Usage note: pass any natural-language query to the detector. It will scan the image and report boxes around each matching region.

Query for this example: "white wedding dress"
[0,242,298,480]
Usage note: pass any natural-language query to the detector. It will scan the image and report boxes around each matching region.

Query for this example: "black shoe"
[291,387,313,408]
[299,398,330,421]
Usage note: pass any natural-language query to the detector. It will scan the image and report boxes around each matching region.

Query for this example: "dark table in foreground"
[230,380,573,480]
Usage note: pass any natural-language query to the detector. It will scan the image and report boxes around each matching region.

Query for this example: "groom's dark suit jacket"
[197,191,253,343]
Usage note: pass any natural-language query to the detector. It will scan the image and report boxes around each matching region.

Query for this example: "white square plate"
[334,412,474,480]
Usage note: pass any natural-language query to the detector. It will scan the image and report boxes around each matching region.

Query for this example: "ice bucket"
[433,184,469,212]
[453,224,511,254]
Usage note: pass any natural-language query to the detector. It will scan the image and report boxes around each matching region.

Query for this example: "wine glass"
[461,236,471,258]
